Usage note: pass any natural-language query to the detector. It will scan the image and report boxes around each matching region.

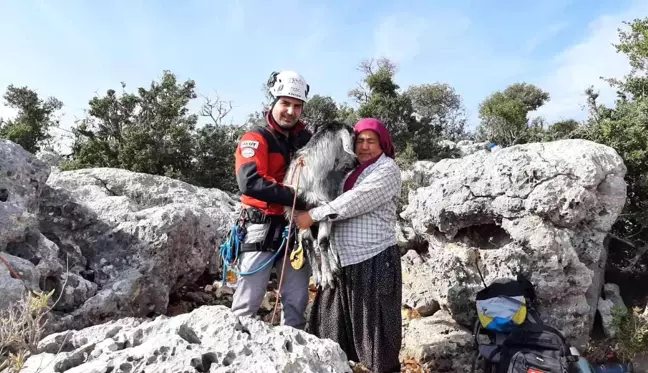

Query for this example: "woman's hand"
[294,211,314,230]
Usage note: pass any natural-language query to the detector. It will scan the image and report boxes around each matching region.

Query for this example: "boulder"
[22,305,352,373]
[597,283,628,338]
[0,140,51,311]
[0,139,50,252]
[400,310,475,372]
[401,139,627,347]
[37,168,238,331]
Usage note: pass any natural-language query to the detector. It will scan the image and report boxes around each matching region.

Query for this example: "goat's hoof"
[321,274,335,290]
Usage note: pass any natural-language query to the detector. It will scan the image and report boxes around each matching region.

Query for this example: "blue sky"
[1,0,647,147]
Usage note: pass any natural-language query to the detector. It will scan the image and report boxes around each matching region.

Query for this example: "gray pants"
[230,250,311,329]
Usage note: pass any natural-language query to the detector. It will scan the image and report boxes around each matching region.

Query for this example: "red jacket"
[234,112,311,216]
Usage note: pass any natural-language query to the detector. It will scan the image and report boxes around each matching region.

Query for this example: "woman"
[295,118,403,373]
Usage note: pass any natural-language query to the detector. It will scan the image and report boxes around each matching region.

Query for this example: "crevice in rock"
[92,176,119,196]
[0,188,8,202]
[454,223,512,250]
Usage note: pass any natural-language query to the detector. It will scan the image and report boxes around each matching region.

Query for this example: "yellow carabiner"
[290,239,305,270]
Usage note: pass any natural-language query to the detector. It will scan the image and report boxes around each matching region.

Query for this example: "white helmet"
[266,70,310,103]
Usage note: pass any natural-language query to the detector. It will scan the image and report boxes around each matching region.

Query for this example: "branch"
[0,255,20,279]
[200,91,233,126]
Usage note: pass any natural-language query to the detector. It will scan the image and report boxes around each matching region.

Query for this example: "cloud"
[373,13,429,64]
[521,22,569,55]
[372,11,471,64]
[532,2,648,123]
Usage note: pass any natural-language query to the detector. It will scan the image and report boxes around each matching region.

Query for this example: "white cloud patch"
[372,12,471,64]
[532,2,648,123]
[521,21,569,55]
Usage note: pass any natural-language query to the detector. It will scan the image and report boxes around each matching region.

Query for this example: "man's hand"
[295,211,314,230]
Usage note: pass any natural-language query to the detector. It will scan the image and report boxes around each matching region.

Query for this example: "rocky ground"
[2,137,647,372]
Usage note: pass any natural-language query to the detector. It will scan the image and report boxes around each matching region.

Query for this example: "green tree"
[605,18,648,100]
[349,58,449,161]
[476,83,550,147]
[0,85,63,153]
[579,17,648,245]
[301,94,340,131]
[64,70,197,180]
[405,83,468,141]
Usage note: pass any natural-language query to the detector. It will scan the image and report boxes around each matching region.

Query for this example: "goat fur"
[284,120,358,289]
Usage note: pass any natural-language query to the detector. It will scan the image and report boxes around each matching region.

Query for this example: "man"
[295,118,403,373]
[230,70,312,329]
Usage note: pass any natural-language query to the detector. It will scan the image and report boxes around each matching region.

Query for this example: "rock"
[22,305,352,373]
[396,220,428,255]
[5,231,63,285]
[36,150,63,170]
[603,283,626,310]
[37,167,238,331]
[401,161,436,186]
[0,140,50,251]
[401,251,440,317]
[598,283,628,338]
[401,139,627,347]
[400,310,475,372]
[0,253,40,310]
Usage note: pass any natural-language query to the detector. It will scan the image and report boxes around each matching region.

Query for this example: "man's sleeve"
[235,132,307,209]
[308,160,402,222]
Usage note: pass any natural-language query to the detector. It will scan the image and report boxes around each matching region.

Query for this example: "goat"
[284,120,358,289]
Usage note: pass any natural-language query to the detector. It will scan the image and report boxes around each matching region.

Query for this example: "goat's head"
[309,121,358,172]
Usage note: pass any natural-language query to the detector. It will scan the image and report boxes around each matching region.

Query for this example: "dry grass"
[0,255,70,372]
[0,289,55,372]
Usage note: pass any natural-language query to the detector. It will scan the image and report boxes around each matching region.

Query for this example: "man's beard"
[277,114,297,127]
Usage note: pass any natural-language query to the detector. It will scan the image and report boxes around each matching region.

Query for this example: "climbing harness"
[217,156,306,300]
[218,223,293,286]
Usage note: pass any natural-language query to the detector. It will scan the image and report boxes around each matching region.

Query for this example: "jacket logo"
[240,140,259,149]
[241,148,255,158]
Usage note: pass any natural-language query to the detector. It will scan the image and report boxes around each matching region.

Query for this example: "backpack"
[471,274,579,373]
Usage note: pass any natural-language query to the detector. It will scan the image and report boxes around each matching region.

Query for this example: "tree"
[573,18,648,246]
[64,70,198,180]
[476,83,550,146]
[351,58,416,154]
[0,85,63,154]
[405,83,468,141]
[301,94,340,131]
[605,18,648,100]
[191,94,245,193]
[349,57,458,162]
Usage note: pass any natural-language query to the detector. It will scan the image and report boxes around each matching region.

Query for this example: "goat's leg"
[300,229,321,287]
[317,221,338,289]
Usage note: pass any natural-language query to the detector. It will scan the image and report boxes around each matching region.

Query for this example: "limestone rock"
[0,140,50,251]
[37,168,238,331]
[401,139,627,347]
[23,305,352,373]
[400,310,475,373]
[598,283,628,338]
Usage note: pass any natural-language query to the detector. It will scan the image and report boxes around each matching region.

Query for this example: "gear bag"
[471,274,579,373]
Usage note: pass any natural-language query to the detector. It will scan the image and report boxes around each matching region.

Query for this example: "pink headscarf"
[343,118,395,192]
[353,118,395,159]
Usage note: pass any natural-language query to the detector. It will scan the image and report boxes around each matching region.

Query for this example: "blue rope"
[219,225,291,286]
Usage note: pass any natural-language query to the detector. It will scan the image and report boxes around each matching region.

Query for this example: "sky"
[1,0,647,148]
